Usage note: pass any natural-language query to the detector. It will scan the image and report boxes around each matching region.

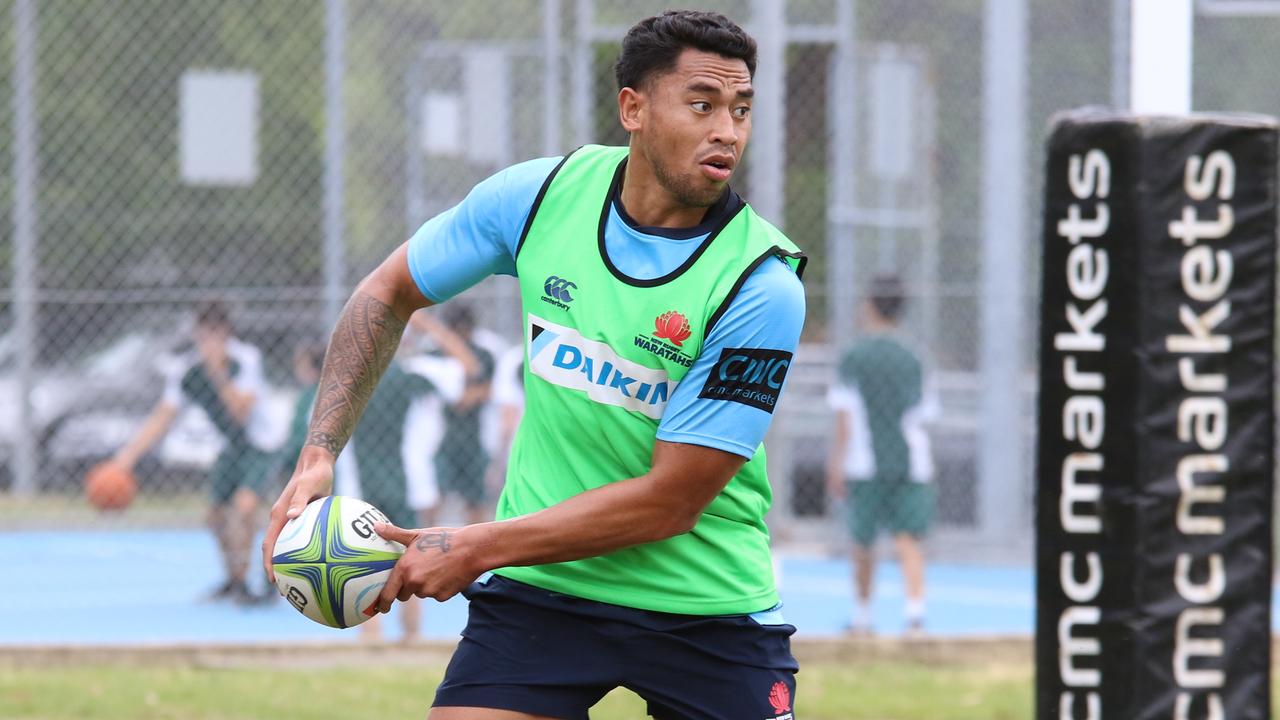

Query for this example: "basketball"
[84,462,137,511]
[271,496,405,628]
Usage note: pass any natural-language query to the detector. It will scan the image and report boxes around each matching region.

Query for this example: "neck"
[863,317,896,334]
[619,145,709,229]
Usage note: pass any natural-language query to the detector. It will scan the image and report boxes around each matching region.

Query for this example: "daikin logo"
[526,313,673,419]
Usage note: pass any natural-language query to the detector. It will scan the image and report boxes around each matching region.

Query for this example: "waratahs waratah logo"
[768,680,793,717]
[653,310,692,346]
[541,275,577,309]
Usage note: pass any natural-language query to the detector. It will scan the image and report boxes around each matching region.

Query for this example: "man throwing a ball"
[264,10,806,719]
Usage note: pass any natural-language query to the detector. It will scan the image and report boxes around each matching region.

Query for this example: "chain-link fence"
[4,0,1280,610]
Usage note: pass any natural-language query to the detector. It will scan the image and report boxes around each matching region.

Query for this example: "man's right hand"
[262,447,335,583]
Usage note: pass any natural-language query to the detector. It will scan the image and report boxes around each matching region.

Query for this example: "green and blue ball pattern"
[272,495,405,628]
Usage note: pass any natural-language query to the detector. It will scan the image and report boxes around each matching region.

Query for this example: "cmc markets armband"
[697,348,793,413]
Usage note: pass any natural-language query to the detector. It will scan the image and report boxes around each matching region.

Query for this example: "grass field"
[0,641,1039,719]
[1,660,1034,720]
[15,640,1277,719]
[0,491,208,530]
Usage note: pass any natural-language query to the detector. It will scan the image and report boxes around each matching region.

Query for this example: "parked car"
[0,330,295,493]
[0,331,165,488]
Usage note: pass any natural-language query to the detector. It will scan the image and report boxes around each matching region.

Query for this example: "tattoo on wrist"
[415,531,452,554]
[305,291,407,456]
[304,431,345,456]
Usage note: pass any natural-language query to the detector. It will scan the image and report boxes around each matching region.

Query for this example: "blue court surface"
[7,530,1038,646]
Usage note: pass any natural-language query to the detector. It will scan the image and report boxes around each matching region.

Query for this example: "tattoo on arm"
[415,531,453,554]
[305,291,407,455]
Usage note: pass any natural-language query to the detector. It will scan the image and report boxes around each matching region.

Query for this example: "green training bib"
[494,145,805,615]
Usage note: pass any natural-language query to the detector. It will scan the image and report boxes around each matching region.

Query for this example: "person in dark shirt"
[826,276,937,636]
[423,304,495,527]
[114,301,275,605]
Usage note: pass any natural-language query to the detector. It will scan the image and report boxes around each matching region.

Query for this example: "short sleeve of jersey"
[826,383,861,413]
[472,342,496,383]
[828,345,864,404]
[160,357,189,409]
[228,340,267,400]
[655,257,806,458]
[406,156,562,303]
[385,360,436,398]
[401,355,466,404]
[491,345,525,409]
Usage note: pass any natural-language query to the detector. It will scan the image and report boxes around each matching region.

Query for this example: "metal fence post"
[827,0,858,352]
[11,0,39,496]
[543,0,562,156]
[977,0,1029,546]
[571,0,593,146]
[324,0,348,325]
[750,0,785,227]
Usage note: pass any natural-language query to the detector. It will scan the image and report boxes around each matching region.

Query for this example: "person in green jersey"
[264,11,806,719]
[484,344,526,493]
[350,357,439,644]
[423,304,496,527]
[279,340,325,470]
[826,275,937,636]
[115,301,276,605]
[279,337,361,504]
[279,327,466,643]
[356,312,470,643]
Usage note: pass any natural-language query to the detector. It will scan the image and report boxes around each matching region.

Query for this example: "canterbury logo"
[543,275,577,303]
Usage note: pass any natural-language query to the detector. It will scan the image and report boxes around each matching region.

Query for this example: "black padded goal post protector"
[1036,110,1277,720]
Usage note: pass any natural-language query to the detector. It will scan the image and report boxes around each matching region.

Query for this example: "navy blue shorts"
[434,575,799,720]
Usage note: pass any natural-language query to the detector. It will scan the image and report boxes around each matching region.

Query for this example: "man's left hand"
[368,523,481,615]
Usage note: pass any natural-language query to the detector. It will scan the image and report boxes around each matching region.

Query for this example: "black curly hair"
[867,275,906,322]
[614,10,757,92]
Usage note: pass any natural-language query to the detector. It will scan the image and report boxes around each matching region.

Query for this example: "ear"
[618,87,644,134]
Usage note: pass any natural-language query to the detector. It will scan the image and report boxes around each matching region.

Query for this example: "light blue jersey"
[407,156,805,459]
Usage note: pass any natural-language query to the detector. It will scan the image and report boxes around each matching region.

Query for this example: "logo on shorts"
[767,680,793,719]
[541,275,577,310]
[699,347,793,413]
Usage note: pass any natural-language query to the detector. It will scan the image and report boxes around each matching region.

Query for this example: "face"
[194,323,229,358]
[858,300,877,328]
[623,48,753,208]
[293,349,320,384]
